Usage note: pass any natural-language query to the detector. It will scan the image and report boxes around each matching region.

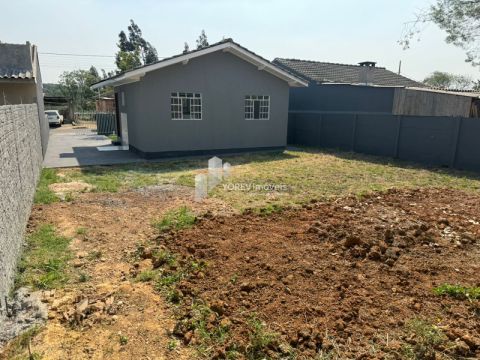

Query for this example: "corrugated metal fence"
[73,112,117,135]
[288,111,480,172]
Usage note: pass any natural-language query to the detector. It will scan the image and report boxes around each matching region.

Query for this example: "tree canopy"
[115,20,158,73]
[401,0,480,66]
[423,71,474,89]
[196,30,209,49]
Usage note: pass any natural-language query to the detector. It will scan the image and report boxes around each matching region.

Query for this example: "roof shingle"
[0,43,34,80]
[273,58,424,87]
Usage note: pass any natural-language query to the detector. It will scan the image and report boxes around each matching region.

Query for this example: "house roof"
[91,39,308,89]
[0,42,35,80]
[272,58,424,87]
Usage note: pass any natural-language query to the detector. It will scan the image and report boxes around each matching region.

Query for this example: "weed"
[256,204,283,216]
[167,289,183,304]
[87,250,102,261]
[2,325,42,359]
[230,274,238,284]
[75,227,87,236]
[167,339,178,351]
[136,270,157,282]
[434,284,480,300]
[246,315,278,359]
[401,319,447,360]
[153,250,177,267]
[78,272,90,283]
[119,334,128,346]
[34,168,59,204]
[16,225,71,290]
[152,206,196,232]
[156,272,183,288]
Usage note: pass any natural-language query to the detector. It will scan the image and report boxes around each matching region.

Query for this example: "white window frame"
[245,95,270,120]
[171,92,202,120]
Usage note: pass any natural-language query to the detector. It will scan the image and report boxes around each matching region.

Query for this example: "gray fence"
[0,104,44,315]
[288,111,480,172]
[73,112,117,135]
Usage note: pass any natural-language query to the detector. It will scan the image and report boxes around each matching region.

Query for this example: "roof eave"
[91,42,308,90]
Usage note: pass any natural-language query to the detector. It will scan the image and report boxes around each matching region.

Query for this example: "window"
[171,92,202,120]
[245,95,270,120]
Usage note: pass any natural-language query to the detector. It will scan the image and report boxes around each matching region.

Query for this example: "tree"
[183,42,190,54]
[423,71,474,89]
[115,20,158,73]
[58,67,103,111]
[401,0,480,66]
[196,30,209,49]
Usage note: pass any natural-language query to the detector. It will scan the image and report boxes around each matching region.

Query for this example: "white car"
[45,110,64,126]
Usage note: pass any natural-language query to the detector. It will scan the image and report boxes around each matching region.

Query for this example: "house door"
[120,112,129,146]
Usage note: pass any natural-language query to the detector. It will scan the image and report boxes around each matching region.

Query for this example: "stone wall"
[0,104,43,314]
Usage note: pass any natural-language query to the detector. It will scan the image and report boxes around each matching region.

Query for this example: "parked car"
[45,110,64,126]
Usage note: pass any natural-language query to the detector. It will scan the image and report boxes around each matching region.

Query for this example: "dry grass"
[37,148,480,211]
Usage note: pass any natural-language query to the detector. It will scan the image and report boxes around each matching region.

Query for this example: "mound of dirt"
[157,188,480,358]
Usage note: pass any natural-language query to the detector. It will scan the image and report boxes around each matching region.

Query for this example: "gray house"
[92,39,307,158]
[273,58,479,117]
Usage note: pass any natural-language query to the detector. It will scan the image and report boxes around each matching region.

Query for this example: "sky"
[1,0,479,84]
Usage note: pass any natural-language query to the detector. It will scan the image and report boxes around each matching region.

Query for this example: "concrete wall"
[33,52,48,156]
[0,104,43,315]
[117,51,290,156]
[289,112,480,172]
[0,81,37,106]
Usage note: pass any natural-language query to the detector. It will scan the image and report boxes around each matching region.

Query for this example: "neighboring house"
[0,41,48,153]
[91,39,307,158]
[273,58,478,117]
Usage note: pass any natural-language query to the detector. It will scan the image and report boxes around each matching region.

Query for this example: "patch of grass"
[434,284,480,300]
[153,206,197,232]
[246,315,278,360]
[256,204,283,216]
[34,168,59,204]
[153,249,177,267]
[57,148,480,212]
[136,270,157,282]
[16,225,72,290]
[401,319,448,360]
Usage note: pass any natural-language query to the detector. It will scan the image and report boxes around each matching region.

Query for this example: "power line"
[40,52,115,58]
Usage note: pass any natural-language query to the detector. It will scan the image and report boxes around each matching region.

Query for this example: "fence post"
[450,117,462,168]
[393,115,402,158]
[351,114,358,151]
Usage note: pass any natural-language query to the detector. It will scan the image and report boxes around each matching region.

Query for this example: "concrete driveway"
[43,125,142,168]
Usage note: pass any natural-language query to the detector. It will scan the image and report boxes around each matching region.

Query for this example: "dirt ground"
[159,188,480,359]
[2,186,480,359]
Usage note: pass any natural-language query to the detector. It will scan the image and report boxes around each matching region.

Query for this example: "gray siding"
[0,104,43,313]
[118,51,290,155]
[289,112,480,172]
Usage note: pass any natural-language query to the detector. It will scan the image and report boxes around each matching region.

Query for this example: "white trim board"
[91,42,308,90]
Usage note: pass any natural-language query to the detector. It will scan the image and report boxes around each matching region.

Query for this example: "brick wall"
[0,104,43,313]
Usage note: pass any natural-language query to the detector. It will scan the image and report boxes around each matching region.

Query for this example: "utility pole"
[398,60,402,75]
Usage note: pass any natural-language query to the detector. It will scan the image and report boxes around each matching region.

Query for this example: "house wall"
[0,104,43,315]
[117,51,290,156]
[289,83,396,113]
[0,81,37,105]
